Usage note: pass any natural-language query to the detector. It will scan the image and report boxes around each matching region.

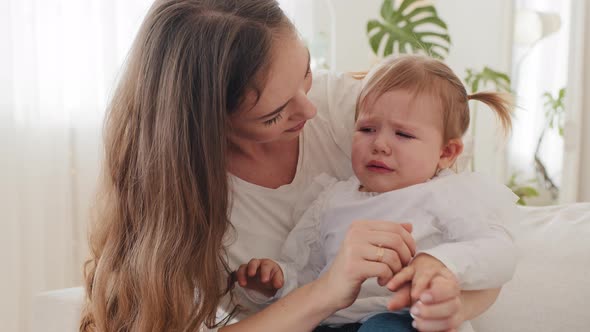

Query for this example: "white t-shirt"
[212,71,362,326]
[259,169,519,331]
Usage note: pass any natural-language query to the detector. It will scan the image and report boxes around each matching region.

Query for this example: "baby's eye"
[396,131,415,139]
[358,127,376,133]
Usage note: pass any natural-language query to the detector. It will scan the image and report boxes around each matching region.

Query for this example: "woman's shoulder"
[306,70,362,160]
[309,70,362,119]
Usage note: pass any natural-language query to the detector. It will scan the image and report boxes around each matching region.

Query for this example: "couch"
[31,203,590,332]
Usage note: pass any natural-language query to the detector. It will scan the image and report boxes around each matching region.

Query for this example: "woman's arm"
[220,278,336,332]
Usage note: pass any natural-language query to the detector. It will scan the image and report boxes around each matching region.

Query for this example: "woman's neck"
[228,138,292,160]
[227,137,300,188]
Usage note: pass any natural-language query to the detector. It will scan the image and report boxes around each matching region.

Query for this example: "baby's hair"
[356,55,513,142]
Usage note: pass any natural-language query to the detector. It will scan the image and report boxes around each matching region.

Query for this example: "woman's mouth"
[286,121,306,132]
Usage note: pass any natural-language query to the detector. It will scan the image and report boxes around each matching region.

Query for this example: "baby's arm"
[419,223,517,290]
[420,172,520,290]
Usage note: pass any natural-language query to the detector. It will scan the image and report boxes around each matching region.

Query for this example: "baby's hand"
[386,254,454,304]
[234,258,284,297]
[386,254,463,332]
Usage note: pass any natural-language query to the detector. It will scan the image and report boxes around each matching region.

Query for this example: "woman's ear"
[438,138,464,169]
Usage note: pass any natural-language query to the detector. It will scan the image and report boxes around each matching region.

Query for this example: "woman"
[81,1,504,331]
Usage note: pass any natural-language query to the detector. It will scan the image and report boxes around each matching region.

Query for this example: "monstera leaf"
[465,67,511,93]
[367,0,451,59]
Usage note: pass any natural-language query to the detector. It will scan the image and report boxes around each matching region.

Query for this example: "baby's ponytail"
[468,92,514,135]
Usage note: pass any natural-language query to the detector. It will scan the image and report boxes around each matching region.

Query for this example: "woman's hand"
[387,254,464,332]
[317,220,416,311]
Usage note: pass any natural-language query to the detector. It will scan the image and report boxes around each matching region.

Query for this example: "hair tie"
[467,94,473,100]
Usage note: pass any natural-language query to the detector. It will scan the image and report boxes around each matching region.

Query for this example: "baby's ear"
[438,138,464,170]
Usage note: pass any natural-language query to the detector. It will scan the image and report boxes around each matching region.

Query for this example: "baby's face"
[352,90,445,193]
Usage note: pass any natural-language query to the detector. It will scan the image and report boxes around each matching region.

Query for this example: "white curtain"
[508,0,571,203]
[0,1,153,331]
[562,0,590,202]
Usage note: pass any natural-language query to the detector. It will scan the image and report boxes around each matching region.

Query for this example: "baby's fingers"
[411,268,437,301]
[235,264,249,287]
[259,260,276,283]
[386,265,414,290]
[387,283,411,311]
[247,259,262,277]
[271,268,284,289]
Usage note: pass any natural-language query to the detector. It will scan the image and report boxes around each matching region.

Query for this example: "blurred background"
[1,0,589,331]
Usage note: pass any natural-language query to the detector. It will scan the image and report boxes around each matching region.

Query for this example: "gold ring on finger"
[376,244,385,262]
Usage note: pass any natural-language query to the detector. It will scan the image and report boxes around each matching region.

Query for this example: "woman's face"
[229,33,316,144]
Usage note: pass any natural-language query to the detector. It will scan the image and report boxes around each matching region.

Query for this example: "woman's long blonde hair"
[358,55,513,141]
[80,1,292,331]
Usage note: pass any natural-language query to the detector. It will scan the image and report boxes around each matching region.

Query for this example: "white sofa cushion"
[31,287,84,332]
[32,203,590,331]
[472,203,590,332]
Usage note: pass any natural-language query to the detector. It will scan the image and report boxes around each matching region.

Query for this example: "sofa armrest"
[31,287,84,332]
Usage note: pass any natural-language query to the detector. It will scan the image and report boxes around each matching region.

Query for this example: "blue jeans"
[313,312,416,332]
[358,312,417,332]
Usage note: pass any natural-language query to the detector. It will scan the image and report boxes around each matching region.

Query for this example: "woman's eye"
[263,112,283,126]
[396,131,415,139]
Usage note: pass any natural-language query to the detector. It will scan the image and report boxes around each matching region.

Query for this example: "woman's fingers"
[367,232,414,265]
[319,220,417,310]
[347,221,415,266]
[351,221,416,255]
[359,261,394,283]
[400,222,413,234]
[359,244,403,278]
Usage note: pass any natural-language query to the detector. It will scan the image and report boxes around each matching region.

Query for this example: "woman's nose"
[290,94,317,121]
